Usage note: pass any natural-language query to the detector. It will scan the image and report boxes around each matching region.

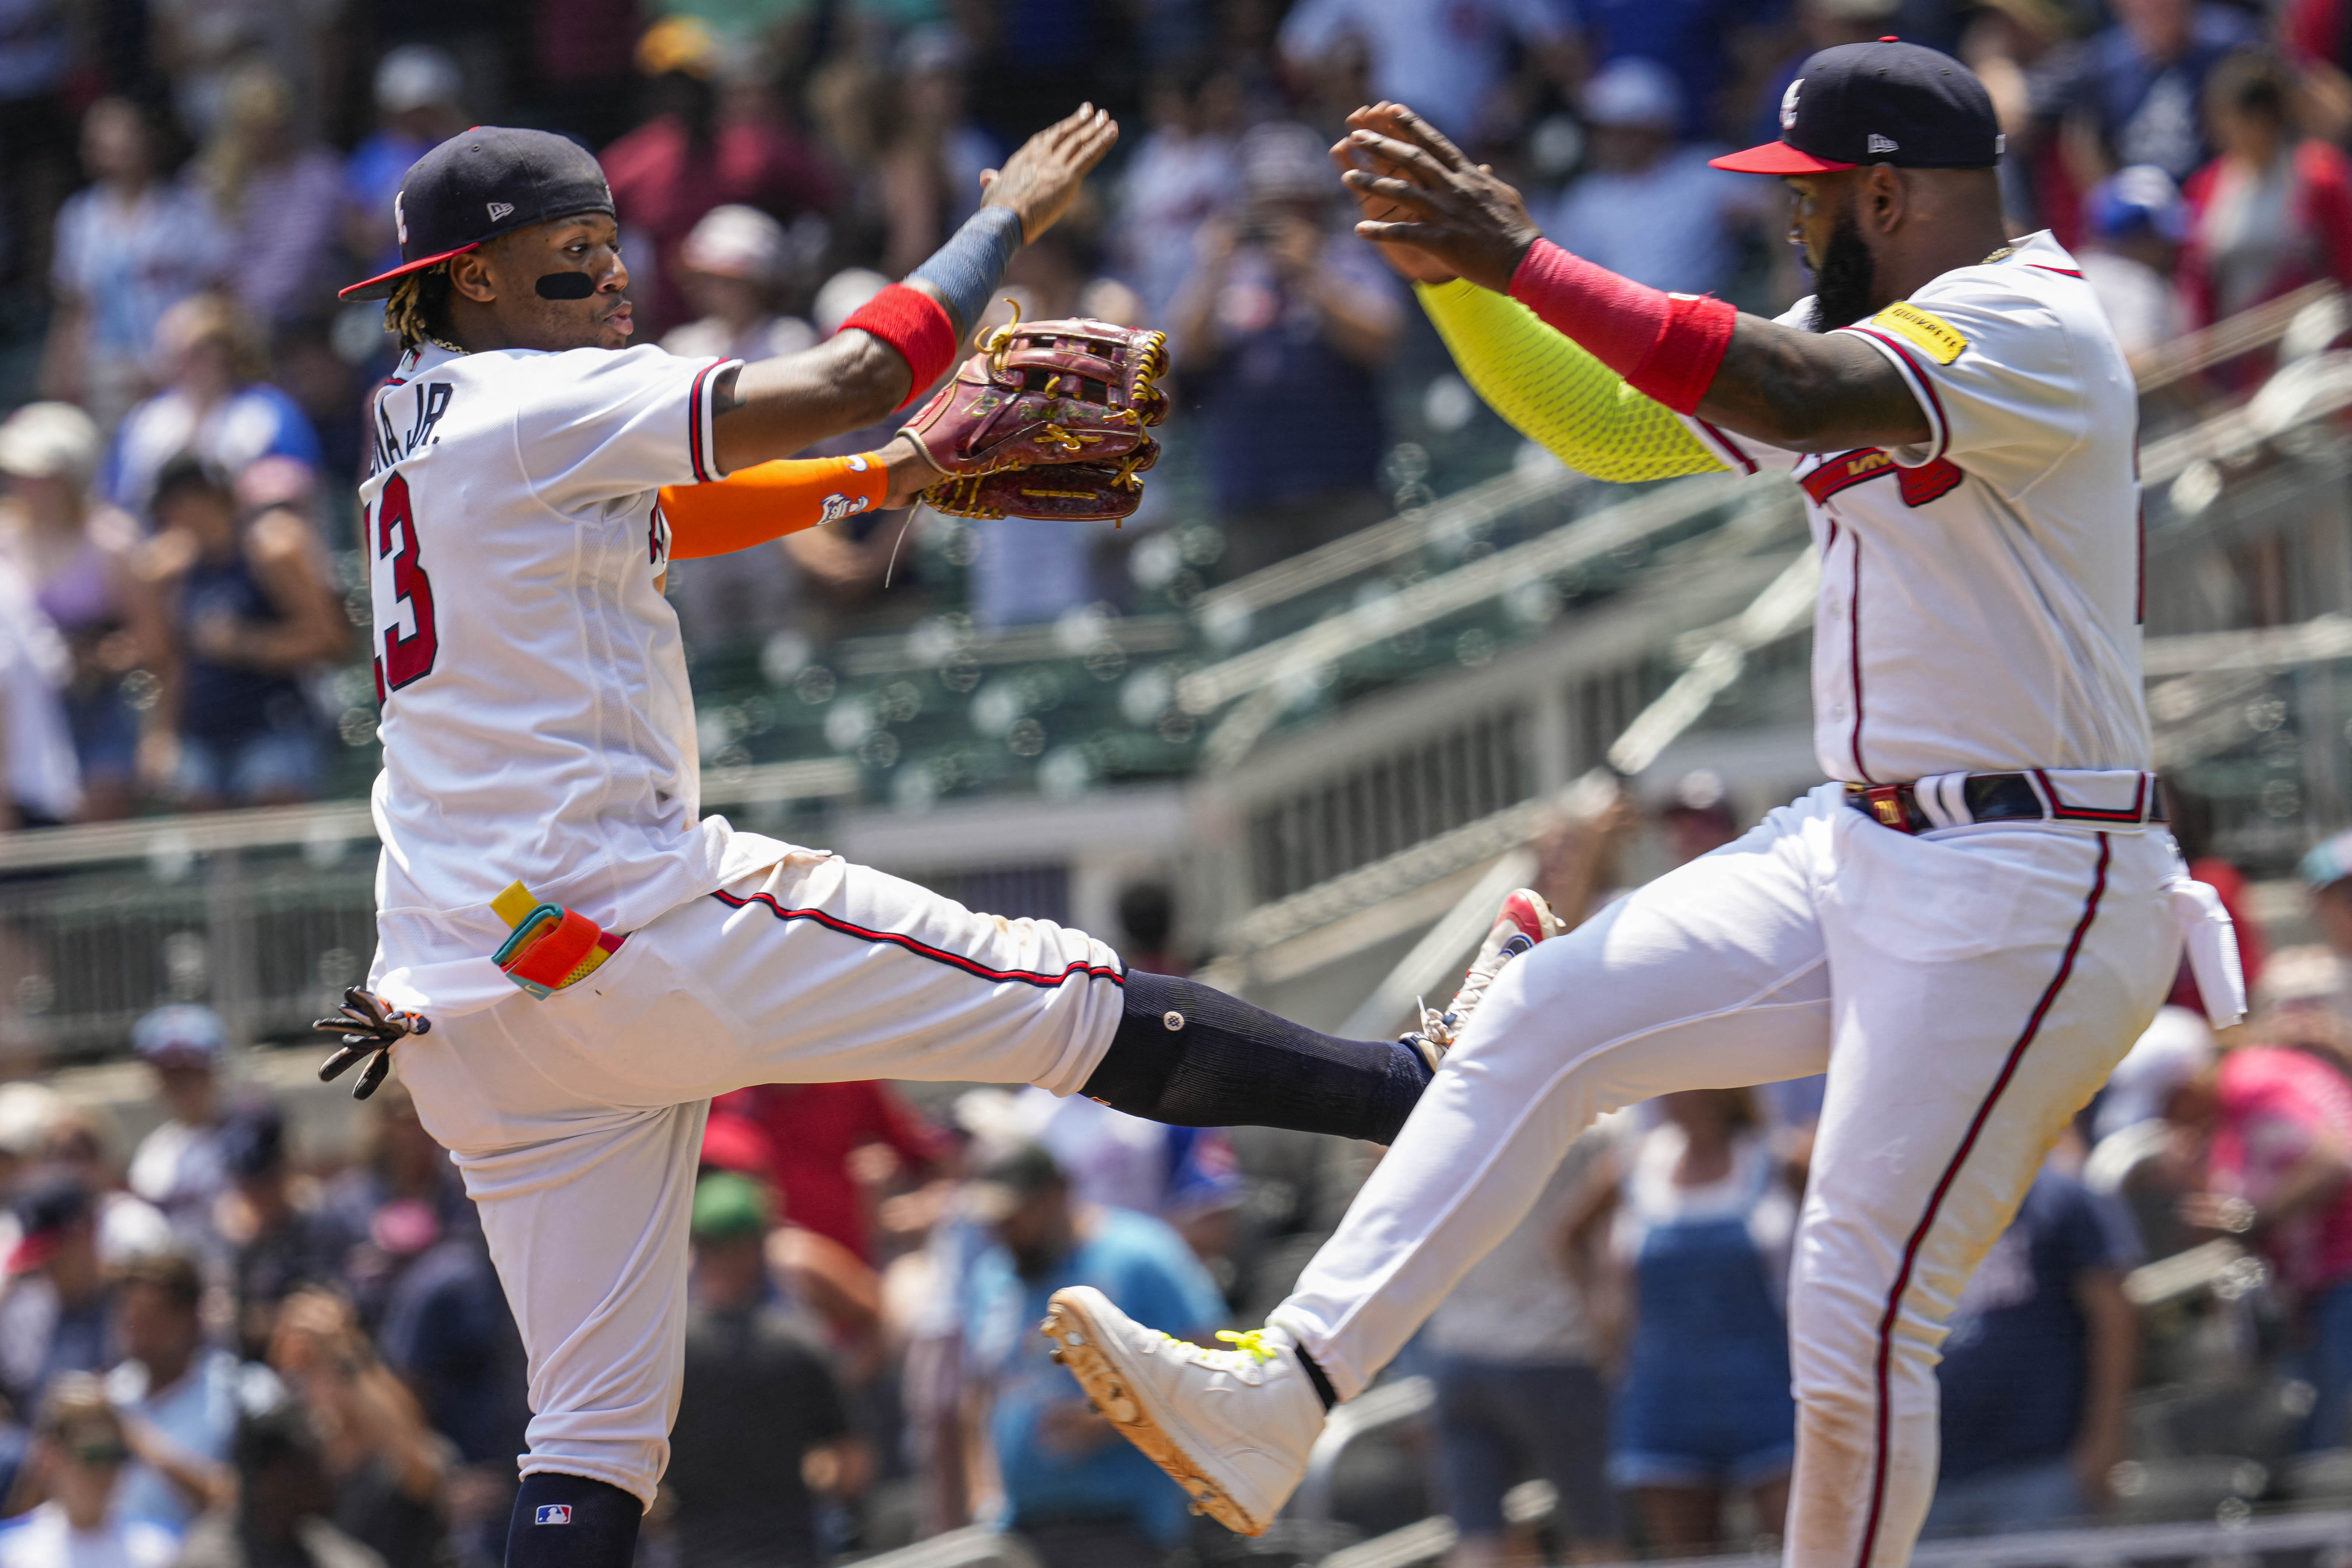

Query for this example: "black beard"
[1806,214,1877,332]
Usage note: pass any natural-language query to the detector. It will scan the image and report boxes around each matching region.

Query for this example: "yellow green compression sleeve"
[1416,279,1727,483]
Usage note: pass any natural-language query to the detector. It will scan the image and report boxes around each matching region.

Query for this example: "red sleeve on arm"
[1507,238,1738,414]
[837,283,960,409]
[2298,142,2352,291]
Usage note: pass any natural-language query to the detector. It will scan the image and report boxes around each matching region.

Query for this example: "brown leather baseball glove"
[903,313,1170,523]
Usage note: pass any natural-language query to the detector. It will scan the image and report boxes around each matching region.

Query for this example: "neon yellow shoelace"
[1214,1328,1279,1365]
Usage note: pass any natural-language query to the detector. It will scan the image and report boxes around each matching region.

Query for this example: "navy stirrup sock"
[1080,972,1431,1144]
[505,1473,641,1568]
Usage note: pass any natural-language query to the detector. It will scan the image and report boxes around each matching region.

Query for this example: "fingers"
[1340,169,1443,215]
[1346,128,1452,187]
[1355,219,1442,247]
[1385,103,1474,173]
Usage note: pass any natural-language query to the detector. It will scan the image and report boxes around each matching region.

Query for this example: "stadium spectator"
[1600,1089,1799,1553]
[2031,0,2259,190]
[107,1251,251,1533]
[0,403,155,822]
[343,47,470,282]
[963,1142,1227,1568]
[666,1172,866,1568]
[139,455,345,811]
[1426,1128,1625,1568]
[0,1376,178,1568]
[602,19,838,337]
[1276,0,1577,147]
[371,1200,526,1477]
[662,204,817,364]
[174,1400,387,1568]
[1925,1163,2141,1535]
[102,296,322,517]
[1171,121,1403,578]
[0,1177,116,1413]
[872,29,1003,281]
[212,1100,342,1361]
[187,63,346,327]
[1548,58,1753,298]
[1114,67,1244,325]
[2179,1034,2352,1449]
[125,1004,230,1238]
[2179,49,2352,329]
[319,1083,477,1327]
[713,1081,947,1264]
[0,545,78,831]
[267,1289,448,1568]
[2077,166,2190,356]
[31,1104,173,1268]
[40,98,229,431]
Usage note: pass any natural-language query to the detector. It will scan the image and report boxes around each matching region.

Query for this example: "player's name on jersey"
[370,378,456,476]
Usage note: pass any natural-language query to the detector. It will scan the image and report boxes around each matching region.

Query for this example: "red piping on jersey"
[1852,832,2111,1568]
[712,889,1126,989]
[1844,327,1952,464]
[1695,419,1758,475]
[2030,768,2150,823]
[2027,265,2084,277]
[1834,520,1874,783]
[687,362,719,483]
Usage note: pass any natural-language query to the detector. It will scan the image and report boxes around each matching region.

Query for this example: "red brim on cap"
[337,242,485,303]
[1710,141,1859,174]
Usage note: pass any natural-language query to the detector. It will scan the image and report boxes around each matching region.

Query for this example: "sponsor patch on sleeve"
[1869,302,1968,365]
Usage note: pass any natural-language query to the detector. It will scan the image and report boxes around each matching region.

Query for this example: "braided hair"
[384,264,458,352]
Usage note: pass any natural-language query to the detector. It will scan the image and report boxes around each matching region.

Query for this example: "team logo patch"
[1870,301,1968,365]
[1780,80,1802,131]
[488,201,516,222]
[534,1506,572,1526]
[846,453,869,472]
[818,491,872,525]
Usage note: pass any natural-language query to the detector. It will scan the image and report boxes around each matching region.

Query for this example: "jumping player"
[329,114,1544,1567]
[1044,45,2245,1568]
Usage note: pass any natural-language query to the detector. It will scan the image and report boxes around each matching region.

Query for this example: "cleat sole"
[1040,1295,1268,1536]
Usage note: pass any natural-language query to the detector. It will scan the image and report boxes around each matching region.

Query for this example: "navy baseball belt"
[1845,770,2166,835]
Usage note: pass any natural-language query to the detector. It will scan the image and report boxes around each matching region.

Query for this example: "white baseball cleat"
[1040,1285,1325,1537]
[1402,887,1564,1071]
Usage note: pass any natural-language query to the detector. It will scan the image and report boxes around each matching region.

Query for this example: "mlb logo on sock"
[535,1505,572,1525]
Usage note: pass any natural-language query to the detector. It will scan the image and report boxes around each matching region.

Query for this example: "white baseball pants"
[1269,782,2182,1568]
[391,846,1128,1505]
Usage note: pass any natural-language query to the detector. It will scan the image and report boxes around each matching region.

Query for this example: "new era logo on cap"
[488,201,516,221]
[535,1505,572,1525]
[1868,133,1899,153]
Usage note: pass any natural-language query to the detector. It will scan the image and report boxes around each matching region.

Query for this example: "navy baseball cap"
[340,126,615,301]
[1714,40,2002,175]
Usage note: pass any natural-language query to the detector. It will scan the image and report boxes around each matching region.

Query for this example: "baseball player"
[318,113,1551,1568]
[1043,43,2248,1568]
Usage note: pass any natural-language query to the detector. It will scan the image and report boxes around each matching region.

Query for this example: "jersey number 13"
[370,473,438,698]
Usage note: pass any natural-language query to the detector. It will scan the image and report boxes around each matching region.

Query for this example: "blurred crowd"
[0,794,2344,1567]
[0,0,2348,831]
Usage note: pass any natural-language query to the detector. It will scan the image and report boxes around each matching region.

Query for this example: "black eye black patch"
[536,272,596,300]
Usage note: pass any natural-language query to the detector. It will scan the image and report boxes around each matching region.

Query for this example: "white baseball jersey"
[359,341,778,1014]
[1683,230,2152,785]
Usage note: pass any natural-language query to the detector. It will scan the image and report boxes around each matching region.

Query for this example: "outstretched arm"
[708,104,1120,475]
[1334,103,1928,454]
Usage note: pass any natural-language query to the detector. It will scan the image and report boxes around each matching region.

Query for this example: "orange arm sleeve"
[659,453,892,560]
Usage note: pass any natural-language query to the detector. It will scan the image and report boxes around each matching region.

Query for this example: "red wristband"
[1508,239,1738,415]
[838,283,960,409]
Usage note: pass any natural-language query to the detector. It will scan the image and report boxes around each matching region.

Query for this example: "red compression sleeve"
[838,283,960,409]
[1507,238,1739,415]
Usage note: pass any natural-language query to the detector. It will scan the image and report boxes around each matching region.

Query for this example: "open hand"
[1330,112,1455,285]
[1336,102,1542,293]
[980,103,1120,244]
